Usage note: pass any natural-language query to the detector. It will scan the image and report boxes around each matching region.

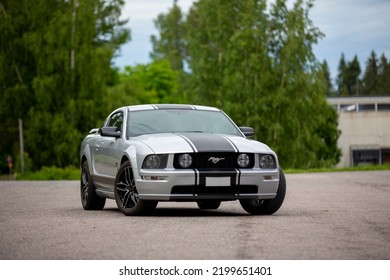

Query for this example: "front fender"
[123,142,153,182]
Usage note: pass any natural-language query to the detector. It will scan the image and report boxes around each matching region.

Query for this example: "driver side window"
[107,111,124,132]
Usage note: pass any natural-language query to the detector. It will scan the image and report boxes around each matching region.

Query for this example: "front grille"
[174,152,254,169]
[171,185,258,196]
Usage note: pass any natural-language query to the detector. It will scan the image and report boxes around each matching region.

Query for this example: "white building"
[327,97,390,167]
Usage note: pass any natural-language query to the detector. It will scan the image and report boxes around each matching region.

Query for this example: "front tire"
[80,161,106,210]
[114,161,158,216]
[240,168,286,215]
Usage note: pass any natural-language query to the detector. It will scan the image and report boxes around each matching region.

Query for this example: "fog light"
[178,154,192,168]
[237,153,250,168]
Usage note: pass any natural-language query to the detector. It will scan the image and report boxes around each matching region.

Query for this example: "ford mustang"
[80,104,286,215]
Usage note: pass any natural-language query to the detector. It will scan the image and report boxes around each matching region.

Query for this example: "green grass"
[15,166,80,180]
[284,164,390,174]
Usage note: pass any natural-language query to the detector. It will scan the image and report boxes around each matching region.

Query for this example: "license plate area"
[206,177,230,187]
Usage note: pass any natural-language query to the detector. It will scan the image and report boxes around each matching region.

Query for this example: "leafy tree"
[153,0,340,168]
[150,0,185,72]
[105,59,179,111]
[0,0,130,169]
[150,1,190,104]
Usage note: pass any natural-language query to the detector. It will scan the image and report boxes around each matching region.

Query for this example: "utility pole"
[19,119,25,174]
[70,0,78,91]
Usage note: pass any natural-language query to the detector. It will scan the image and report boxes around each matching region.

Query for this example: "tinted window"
[128,109,241,137]
[107,111,124,131]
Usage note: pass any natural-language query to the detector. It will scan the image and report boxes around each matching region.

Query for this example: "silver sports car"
[80,104,286,216]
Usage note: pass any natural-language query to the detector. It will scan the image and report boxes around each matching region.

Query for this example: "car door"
[94,110,124,185]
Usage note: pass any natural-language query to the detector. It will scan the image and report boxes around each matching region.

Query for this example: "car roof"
[126,104,221,112]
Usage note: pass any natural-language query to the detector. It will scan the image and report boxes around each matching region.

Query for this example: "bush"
[16,166,80,180]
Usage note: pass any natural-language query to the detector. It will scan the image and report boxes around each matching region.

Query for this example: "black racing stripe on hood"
[179,133,236,152]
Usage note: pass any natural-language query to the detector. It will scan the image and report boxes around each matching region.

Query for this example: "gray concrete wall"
[328,97,390,167]
[337,111,390,167]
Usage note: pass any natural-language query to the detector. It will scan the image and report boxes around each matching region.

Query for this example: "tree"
[362,50,379,96]
[377,53,390,95]
[347,55,362,96]
[0,0,130,169]
[105,59,179,111]
[337,55,362,96]
[321,60,335,96]
[336,53,347,96]
[150,0,185,72]
[153,0,340,168]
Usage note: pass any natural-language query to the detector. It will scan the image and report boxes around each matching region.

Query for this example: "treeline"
[148,0,341,168]
[0,0,356,172]
[323,51,390,97]
[0,0,129,172]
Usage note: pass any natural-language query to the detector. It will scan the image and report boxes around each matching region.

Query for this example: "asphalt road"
[0,171,389,260]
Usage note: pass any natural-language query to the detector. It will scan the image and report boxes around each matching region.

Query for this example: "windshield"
[127,109,242,137]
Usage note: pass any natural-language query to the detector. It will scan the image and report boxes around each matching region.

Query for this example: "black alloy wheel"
[239,168,286,215]
[80,161,106,210]
[114,161,157,216]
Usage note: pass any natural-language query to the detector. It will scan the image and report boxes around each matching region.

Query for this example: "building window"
[378,104,390,111]
[352,149,380,166]
[358,104,375,111]
[382,149,390,165]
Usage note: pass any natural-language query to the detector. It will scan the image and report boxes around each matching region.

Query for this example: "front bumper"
[135,168,279,201]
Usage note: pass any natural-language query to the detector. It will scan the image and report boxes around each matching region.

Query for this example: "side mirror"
[89,128,99,134]
[239,127,254,137]
[100,126,121,138]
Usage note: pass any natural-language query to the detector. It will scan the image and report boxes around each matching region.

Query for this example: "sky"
[114,0,390,83]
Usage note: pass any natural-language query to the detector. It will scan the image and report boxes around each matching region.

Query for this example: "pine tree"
[362,50,378,96]
[336,53,347,96]
[339,55,362,96]
[321,60,335,96]
[377,53,390,96]
[347,55,362,96]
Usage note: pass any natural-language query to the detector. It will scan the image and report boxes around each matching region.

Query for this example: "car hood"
[132,133,272,154]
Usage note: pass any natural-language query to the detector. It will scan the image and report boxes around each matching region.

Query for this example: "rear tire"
[114,161,158,216]
[80,161,106,210]
[240,168,286,215]
[197,200,221,210]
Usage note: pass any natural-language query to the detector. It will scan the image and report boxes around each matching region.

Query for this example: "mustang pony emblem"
[208,157,225,164]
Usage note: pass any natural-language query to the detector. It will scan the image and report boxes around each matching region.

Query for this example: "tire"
[80,161,106,210]
[196,200,221,210]
[114,161,158,216]
[240,168,286,215]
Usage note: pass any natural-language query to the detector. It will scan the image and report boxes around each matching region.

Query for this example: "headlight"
[178,154,192,168]
[237,153,250,168]
[259,154,276,169]
[142,154,168,169]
